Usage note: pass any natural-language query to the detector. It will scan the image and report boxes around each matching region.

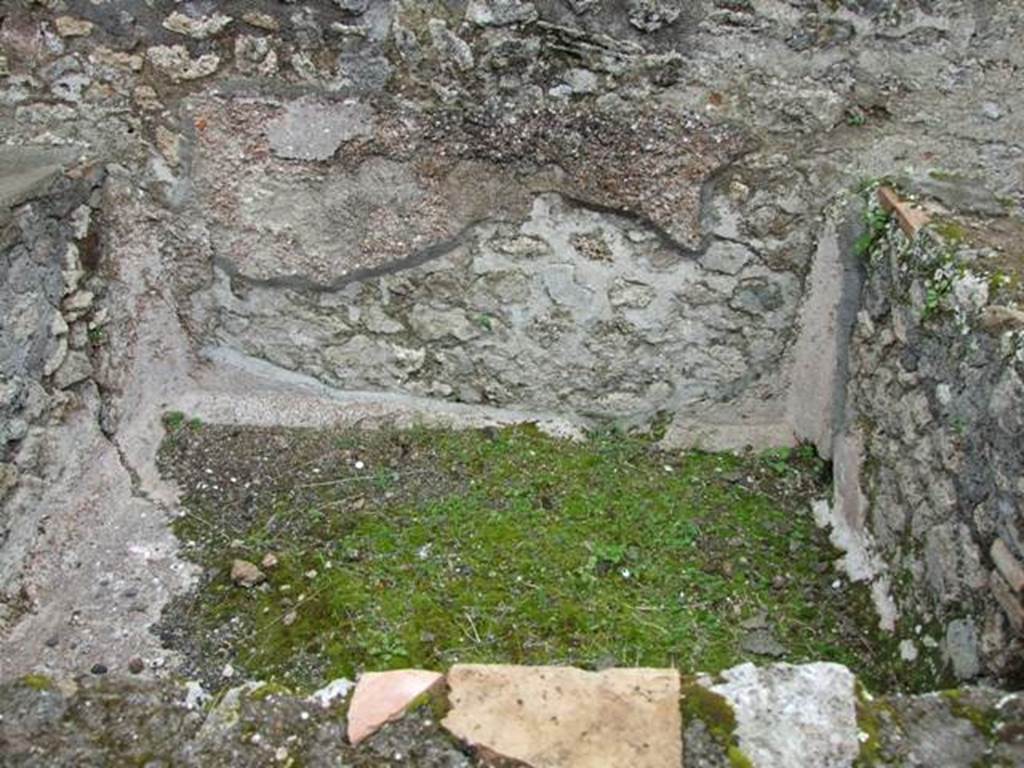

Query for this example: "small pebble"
[45,635,59,648]
[231,559,266,588]
[981,101,1003,121]
[91,663,108,675]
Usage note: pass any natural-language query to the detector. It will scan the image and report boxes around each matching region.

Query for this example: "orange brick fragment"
[877,186,931,237]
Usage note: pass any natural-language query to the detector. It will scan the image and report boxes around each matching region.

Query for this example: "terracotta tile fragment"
[877,186,931,237]
[346,669,444,745]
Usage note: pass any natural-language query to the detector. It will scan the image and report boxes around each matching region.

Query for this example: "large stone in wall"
[442,664,682,768]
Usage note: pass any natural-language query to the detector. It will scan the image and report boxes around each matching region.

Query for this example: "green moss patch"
[681,678,738,743]
[21,673,53,692]
[680,678,753,768]
[157,423,926,692]
[942,689,1000,740]
[931,218,969,245]
[855,681,887,767]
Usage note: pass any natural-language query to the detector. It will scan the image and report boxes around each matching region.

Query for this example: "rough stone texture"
[212,192,798,426]
[683,670,1024,767]
[264,97,376,162]
[162,12,233,40]
[992,538,1024,592]
[467,1,539,28]
[0,676,473,767]
[192,93,742,283]
[0,165,199,683]
[706,662,859,768]
[873,687,1024,767]
[146,45,221,82]
[833,207,1024,682]
[229,559,265,588]
[0,147,95,390]
[0,148,108,626]
[442,664,682,768]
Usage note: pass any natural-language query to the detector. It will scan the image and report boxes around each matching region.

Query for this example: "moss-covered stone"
[681,678,737,743]
[680,677,755,767]
[942,689,1000,740]
[246,682,293,702]
[854,681,888,767]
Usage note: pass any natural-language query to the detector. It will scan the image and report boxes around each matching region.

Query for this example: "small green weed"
[923,270,955,319]
[855,206,892,259]
[927,169,965,183]
[931,219,968,244]
[162,411,186,431]
[87,327,106,345]
[162,412,202,433]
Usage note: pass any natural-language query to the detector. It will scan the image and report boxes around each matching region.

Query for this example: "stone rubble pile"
[2,662,1023,767]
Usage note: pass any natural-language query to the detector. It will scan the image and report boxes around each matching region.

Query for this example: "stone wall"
[832,189,1024,682]
[212,190,802,429]
[0,146,106,615]
[2,0,1017,456]
[185,84,808,442]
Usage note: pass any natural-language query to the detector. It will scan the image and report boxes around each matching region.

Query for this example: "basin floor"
[155,422,921,694]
